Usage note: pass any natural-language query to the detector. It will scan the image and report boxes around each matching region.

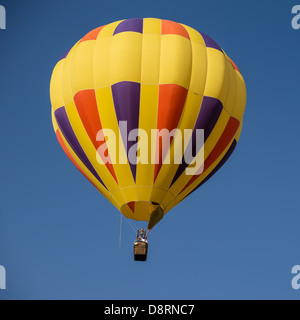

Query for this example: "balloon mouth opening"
[120,201,164,228]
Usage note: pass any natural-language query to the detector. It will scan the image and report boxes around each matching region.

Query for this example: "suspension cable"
[124,216,138,234]
[119,213,123,249]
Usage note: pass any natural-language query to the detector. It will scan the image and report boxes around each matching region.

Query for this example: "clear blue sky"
[0,0,300,300]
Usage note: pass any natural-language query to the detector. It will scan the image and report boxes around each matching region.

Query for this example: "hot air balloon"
[50,18,246,261]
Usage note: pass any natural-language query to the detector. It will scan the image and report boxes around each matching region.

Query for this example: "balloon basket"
[133,240,148,262]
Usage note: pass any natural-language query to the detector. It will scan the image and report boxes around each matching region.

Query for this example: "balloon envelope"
[50,18,246,228]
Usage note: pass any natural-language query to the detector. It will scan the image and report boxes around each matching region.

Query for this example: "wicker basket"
[134,241,148,261]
